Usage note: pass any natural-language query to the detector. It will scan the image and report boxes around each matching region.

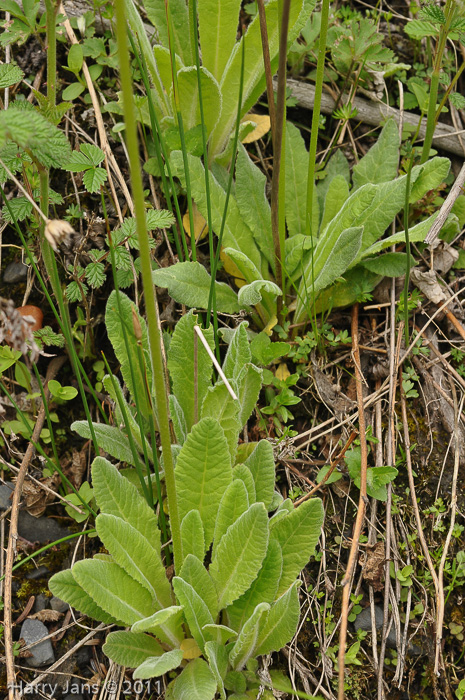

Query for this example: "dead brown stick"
[282,78,465,158]
[293,430,357,506]
[338,304,369,700]
[425,160,465,245]
[4,356,66,700]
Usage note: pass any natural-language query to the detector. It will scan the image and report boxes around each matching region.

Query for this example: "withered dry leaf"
[311,363,354,415]
[22,474,60,517]
[29,609,63,623]
[63,448,88,490]
[360,541,385,591]
[410,268,448,305]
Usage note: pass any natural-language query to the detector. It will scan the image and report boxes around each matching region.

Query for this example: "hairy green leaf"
[255,581,300,655]
[172,657,217,700]
[201,383,241,461]
[244,440,275,510]
[179,554,218,617]
[134,649,184,679]
[270,498,323,595]
[181,510,205,562]
[103,631,164,668]
[173,67,221,137]
[172,577,214,650]
[213,479,249,559]
[238,280,282,307]
[210,503,269,609]
[175,417,232,548]
[352,119,399,190]
[229,602,269,670]
[153,261,240,314]
[361,252,409,277]
[198,0,242,81]
[285,121,319,236]
[49,569,118,624]
[168,310,215,430]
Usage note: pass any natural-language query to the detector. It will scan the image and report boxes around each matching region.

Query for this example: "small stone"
[20,619,55,667]
[26,565,50,580]
[3,261,28,284]
[18,511,70,543]
[0,482,14,510]
[354,606,397,649]
[33,594,49,613]
[50,596,69,613]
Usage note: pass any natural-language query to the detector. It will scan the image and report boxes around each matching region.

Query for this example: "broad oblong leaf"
[172,657,217,700]
[168,310,214,431]
[244,440,276,510]
[270,498,324,595]
[255,581,301,656]
[133,649,184,680]
[235,145,274,270]
[71,421,135,465]
[210,503,269,609]
[209,0,313,156]
[169,394,188,445]
[229,602,270,670]
[204,641,229,700]
[213,479,249,558]
[95,514,172,608]
[226,539,283,631]
[72,559,154,624]
[143,0,192,64]
[181,510,205,562]
[172,577,214,650]
[201,383,241,461]
[105,290,153,417]
[103,631,164,668]
[235,363,263,428]
[49,569,118,624]
[285,122,319,236]
[170,152,263,273]
[174,67,221,137]
[153,261,240,314]
[352,119,399,190]
[361,252,409,277]
[222,322,252,381]
[91,457,159,545]
[175,417,233,547]
[198,0,242,81]
[320,175,350,233]
[179,554,219,617]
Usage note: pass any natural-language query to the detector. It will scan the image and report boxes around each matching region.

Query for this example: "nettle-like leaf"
[175,417,233,548]
[0,63,24,89]
[0,106,71,168]
[168,310,215,431]
[210,502,269,609]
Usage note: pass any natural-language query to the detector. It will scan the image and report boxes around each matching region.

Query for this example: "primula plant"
[50,299,324,699]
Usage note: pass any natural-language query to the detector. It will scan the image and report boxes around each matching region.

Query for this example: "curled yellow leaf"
[182,203,208,241]
[275,362,290,381]
[241,113,271,144]
[180,638,202,659]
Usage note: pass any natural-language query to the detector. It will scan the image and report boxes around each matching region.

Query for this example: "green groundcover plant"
[50,297,324,699]
[155,119,453,326]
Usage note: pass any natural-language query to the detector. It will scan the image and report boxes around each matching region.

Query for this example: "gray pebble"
[34,594,50,613]
[20,618,55,667]
[50,596,69,613]
[26,565,49,580]
[3,260,28,284]
[18,511,70,544]
[0,482,14,510]
[354,605,397,648]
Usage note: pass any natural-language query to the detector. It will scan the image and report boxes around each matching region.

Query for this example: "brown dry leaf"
[64,448,88,489]
[410,268,448,305]
[311,363,354,415]
[360,541,385,592]
[241,113,271,144]
[22,474,60,517]
[29,609,63,623]
[180,638,202,660]
[182,203,208,242]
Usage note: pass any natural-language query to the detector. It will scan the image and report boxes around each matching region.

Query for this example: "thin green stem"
[270,0,292,322]
[44,0,59,106]
[0,530,96,582]
[403,149,414,348]
[165,0,196,262]
[421,0,454,163]
[114,0,182,571]
[306,0,330,236]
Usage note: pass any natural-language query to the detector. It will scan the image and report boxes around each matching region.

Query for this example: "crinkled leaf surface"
[175,417,232,547]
